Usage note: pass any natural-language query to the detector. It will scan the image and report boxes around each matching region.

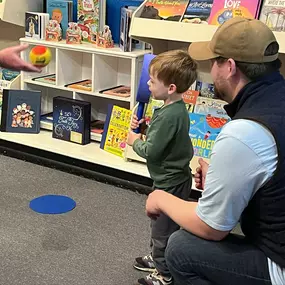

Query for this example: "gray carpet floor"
[0,155,151,285]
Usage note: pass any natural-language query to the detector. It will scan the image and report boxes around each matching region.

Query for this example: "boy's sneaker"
[137,270,173,285]
[133,254,156,272]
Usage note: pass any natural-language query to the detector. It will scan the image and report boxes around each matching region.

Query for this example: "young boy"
[127,49,198,285]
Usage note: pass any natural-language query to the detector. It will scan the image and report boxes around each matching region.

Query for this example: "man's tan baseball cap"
[188,17,279,63]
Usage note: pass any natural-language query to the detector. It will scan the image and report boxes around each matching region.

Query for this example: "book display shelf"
[6,1,285,191]
[0,37,153,187]
[129,0,285,172]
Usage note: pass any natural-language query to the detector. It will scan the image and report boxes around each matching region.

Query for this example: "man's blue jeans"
[165,230,272,285]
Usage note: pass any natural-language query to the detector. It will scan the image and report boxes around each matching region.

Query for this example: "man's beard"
[213,83,226,101]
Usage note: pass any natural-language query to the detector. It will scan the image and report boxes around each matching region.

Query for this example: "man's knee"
[165,229,204,269]
[166,230,191,268]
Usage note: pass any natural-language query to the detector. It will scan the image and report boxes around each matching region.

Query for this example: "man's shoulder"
[218,119,276,160]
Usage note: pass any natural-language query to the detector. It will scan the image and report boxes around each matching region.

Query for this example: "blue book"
[53,97,91,145]
[47,0,73,38]
[189,113,229,159]
[0,89,41,133]
[182,0,213,21]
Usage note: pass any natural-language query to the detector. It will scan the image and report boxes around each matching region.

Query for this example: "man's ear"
[227,58,237,79]
[168,83,177,94]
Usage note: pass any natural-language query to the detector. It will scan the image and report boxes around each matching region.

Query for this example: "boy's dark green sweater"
[133,100,194,189]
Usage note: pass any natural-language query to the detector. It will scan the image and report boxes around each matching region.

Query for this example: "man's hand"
[194,158,209,190]
[0,44,42,72]
[127,130,141,146]
[130,114,145,131]
[146,190,166,220]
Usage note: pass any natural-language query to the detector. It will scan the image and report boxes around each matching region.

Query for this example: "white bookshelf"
[129,1,285,55]
[0,37,153,182]
[20,38,149,109]
[0,129,150,177]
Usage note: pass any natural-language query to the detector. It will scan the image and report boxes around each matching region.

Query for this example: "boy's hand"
[131,114,145,131]
[127,131,141,146]
[194,158,209,190]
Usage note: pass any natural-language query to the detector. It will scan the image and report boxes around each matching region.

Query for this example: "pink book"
[208,0,262,26]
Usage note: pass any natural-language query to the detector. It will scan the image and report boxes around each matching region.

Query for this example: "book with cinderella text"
[208,0,262,26]
[100,105,132,158]
[189,113,229,159]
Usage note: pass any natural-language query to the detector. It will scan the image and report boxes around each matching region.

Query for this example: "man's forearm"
[157,191,228,241]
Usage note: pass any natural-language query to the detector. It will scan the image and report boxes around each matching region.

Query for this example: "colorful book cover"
[53,96,91,145]
[140,0,189,21]
[194,97,230,119]
[259,0,285,32]
[182,90,199,112]
[25,12,41,40]
[78,0,100,42]
[195,80,215,98]
[208,0,261,25]
[0,90,41,133]
[182,0,214,23]
[47,0,72,38]
[100,105,132,158]
[144,96,164,126]
[189,113,229,159]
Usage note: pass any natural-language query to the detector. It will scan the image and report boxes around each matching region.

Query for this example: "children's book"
[259,0,285,32]
[100,85,131,97]
[32,74,56,85]
[90,119,105,142]
[65,79,92,91]
[0,90,41,133]
[53,96,91,145]
[100,105,132,158]
[25,12,41,40]
[78,0,100,42]
[195,80,215,98]
[140,0,189,21]
[40,112,53,130]
[208,0,262,25]
[182,0,213,23]
[189,113,229,159]
[182,89,199,112]
[47,0,73,38]
[194,97,230,119]
[91,119,105,134]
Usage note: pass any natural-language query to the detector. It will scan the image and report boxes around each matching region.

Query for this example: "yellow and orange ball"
[29,45,52,67]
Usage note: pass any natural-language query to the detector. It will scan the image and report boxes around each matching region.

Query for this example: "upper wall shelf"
[0,0,42,27]
[129,1,285,55]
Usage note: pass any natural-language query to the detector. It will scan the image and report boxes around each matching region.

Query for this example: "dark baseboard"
[0,139,202,199]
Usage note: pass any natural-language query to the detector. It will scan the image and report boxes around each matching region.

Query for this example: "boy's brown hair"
[149,49,198,94]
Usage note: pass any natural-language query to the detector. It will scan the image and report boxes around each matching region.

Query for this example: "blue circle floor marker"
[29,195,76,214]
